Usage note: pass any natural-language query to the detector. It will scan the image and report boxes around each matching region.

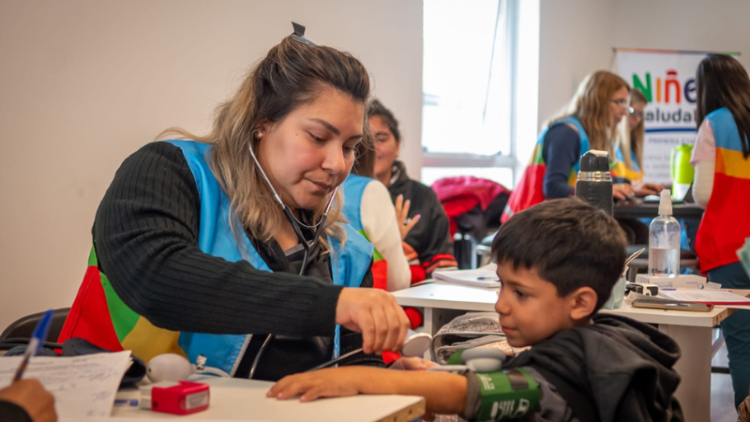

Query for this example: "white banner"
[615,50,708,184]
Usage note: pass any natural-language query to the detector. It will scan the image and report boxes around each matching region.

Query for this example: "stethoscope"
[245,141,433,377]
[246,141,338,379]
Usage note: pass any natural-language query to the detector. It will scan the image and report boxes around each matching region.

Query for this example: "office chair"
[0,308,70,342]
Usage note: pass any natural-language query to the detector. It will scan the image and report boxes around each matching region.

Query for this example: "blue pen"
[13,309,54,382]
[476,276,498,280]
[114,399,139,407]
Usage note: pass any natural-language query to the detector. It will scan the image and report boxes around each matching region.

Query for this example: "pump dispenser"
[648,190,681,277]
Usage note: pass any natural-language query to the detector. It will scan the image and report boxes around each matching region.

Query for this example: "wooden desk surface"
[111,376,424,422]
[392,282,732,328]
[613,202,704,219]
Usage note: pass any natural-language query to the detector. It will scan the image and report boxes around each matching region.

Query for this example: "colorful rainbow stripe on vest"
[696,108,750,272]
[502,117,590,222]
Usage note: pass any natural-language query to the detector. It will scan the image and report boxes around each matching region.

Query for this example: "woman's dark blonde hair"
[697,54,750,159]
[352,141,376,178]
[618,88,647,170]
[158,35,372,251]
[548,70,630,154]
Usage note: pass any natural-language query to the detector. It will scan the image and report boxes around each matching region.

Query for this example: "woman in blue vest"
[503,71,634,222]
[61,26,410,381]
[341,138,412,292]
[369,100,457,282]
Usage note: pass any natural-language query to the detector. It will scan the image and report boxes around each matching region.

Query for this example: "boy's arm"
[268,367,467,415]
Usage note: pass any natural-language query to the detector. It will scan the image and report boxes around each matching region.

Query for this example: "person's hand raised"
[395,194,420,240]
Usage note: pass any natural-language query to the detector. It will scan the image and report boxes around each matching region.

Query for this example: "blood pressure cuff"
[463,368,540,421]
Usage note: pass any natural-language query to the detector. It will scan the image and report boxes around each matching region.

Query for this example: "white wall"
[612,0,750,71]
[513,0,540,183]
[536,0,750,133]
[537,0,615,131]
[0,0,423,330]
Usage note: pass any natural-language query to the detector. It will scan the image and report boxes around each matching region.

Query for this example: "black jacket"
[0,401,32,422]
[387,161,456,276]
[506,314,683,422]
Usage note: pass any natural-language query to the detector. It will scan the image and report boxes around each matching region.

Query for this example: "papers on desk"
[658,289,750,306]
[433,269,501,288]
[0,350,131,419]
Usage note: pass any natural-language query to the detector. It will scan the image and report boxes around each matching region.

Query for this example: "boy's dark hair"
[492,198,627,312]
[368,99,401,142]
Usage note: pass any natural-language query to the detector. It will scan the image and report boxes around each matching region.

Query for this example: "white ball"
[147,353,193,383]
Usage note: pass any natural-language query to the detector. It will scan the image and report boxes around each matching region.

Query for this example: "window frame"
[421,0,520,187]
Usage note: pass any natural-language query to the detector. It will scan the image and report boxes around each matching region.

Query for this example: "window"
[421,0,519,188]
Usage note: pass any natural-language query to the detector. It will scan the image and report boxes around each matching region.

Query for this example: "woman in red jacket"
[691,54,750,408]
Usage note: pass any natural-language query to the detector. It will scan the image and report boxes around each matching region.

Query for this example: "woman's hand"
[395,195,420,240]
[632,182,663,197]
[389,357,439,371]
[0,379,57,422]
[335,288,410,354]
[612,183,635,200]
[268,367,372,402]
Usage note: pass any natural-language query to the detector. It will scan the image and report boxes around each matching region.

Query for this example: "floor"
[712,330,738,422]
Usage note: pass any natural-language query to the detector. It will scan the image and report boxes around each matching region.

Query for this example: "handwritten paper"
[659,289,750,304]
[0,351,131,419]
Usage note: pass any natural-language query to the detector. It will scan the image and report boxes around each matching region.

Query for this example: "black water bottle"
[575,150,613,215]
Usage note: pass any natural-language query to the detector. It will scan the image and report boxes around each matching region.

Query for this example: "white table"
[393,282,737,422]
[112,375,425,422]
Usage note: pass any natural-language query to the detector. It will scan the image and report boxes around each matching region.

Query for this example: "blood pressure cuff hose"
[462,368,540,420]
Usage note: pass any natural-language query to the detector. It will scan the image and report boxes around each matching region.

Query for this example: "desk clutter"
[615,273,750,311]
[139,380,210,415]
[0,351,132,419]
[432,267,500,288]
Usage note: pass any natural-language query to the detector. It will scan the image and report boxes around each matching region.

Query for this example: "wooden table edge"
[376,397,426,422]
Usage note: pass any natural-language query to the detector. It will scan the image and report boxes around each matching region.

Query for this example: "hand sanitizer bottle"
[648,189,681,277]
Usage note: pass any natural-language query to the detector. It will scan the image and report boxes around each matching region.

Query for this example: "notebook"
[432,269,501,288]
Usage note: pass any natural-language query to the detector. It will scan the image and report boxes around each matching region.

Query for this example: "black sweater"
[93,142,381,378]
[0,402,31,422]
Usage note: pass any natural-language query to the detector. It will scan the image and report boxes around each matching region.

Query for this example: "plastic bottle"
[576,150,613,215]
[648,189,681,277]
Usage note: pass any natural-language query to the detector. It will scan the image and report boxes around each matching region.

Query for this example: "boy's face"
[494,262,579,347]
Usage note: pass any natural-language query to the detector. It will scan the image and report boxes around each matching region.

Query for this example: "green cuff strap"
[476,367,540,420]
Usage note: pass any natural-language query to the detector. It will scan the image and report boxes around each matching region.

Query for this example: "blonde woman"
[502,71,632,222]
[614,89,662,196]
[59,26,410,381]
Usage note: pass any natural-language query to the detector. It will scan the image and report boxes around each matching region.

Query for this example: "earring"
[254,130,263,139]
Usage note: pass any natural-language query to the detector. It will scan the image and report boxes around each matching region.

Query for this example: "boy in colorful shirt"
[269,198,684,421]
